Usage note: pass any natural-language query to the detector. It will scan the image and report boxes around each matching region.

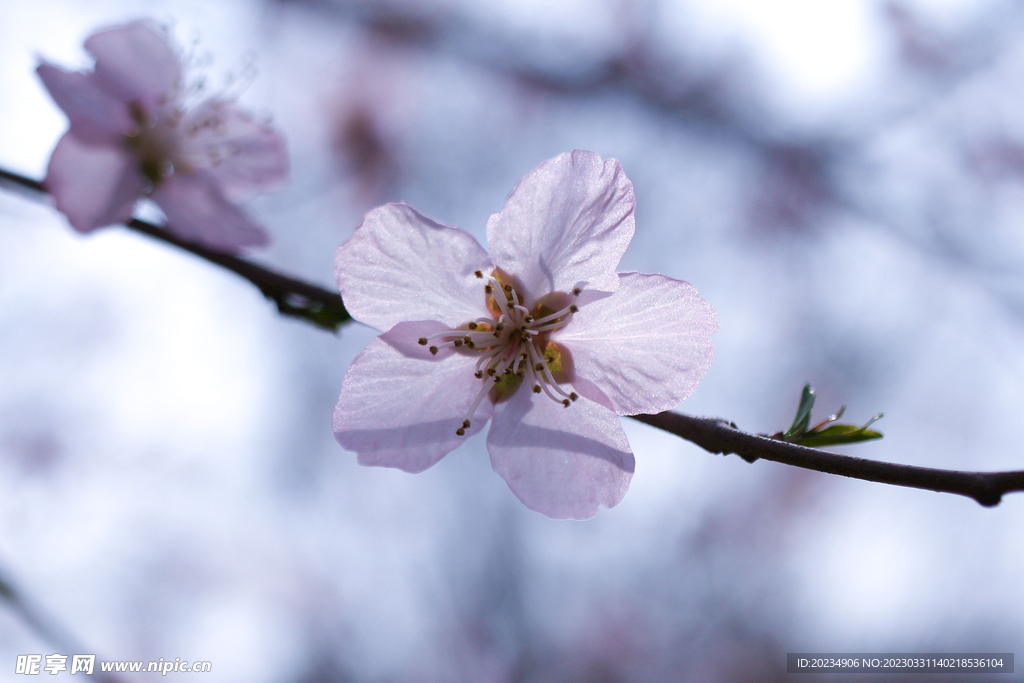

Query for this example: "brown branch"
[631,412,1024,507]
[4,165,1024,506]
[0,168,350,331]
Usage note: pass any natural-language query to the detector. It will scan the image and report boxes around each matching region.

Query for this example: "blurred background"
[2,0,1024,680]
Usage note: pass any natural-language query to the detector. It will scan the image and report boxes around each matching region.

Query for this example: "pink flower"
[334,151,718,519]
[36,20,288,252]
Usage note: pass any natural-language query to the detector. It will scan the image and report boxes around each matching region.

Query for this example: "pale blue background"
[1,0,1022,680]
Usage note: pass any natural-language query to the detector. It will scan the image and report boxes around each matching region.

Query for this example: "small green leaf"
[783,384,816,438]
[792,427,884,448]
[788,413,885,448]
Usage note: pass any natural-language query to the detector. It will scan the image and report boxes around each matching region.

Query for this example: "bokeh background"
[2,0,1024,680]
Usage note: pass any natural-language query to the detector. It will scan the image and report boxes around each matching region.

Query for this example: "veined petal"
[556,272,717,416]
[334,321,495,473]
[486,150,634,303]
[151,171,269,252]
[487,389,634,520]
[177,100,289,201]
[336,203,493,332]
[44,128,143,233]
[85,21,180,118]
[36,63,132,136]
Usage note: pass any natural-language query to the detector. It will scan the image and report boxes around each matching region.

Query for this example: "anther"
[418,338,428,345]
[485,285,492,293]
[475,270,483,278]
[503,284,512,292]
[456,427,466,436]
[474,371,483,378]
[454,339,463,347]
[534,363,544,371]
[562,399,570,407]
[495,324,505,331]
[569,305,578,313]
[533,385,542,393]
[429,346,439,355]
[463,419,471,428]
[468,322,478,330]
[487,367,496,376]
[524,316,533,323]
[573,287,582,296]
[569,393,578,401]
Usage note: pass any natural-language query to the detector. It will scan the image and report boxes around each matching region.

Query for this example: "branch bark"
[631,412,1024,506]
[3,166,1024,507]
[0,168,350,331]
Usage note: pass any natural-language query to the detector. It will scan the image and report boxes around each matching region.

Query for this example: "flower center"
[125,103,182,185]
[417,271,580,436]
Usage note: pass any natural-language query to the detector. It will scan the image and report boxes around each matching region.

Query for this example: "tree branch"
[0,168,350,331]
[3,166,1024,506]
[631,412,1024,507]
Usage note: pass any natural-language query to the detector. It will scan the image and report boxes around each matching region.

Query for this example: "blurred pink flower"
[334,151,717,519]
[37,20,287,252]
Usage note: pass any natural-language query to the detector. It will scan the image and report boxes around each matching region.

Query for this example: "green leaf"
[783,384,816,438]
[788,414,885,448]
[791,428,883,448]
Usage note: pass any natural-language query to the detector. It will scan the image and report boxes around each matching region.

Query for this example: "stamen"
[487,277,514,320]
[459,378,494,436]
[531,319,572,333]
[532,304,577,326]
[422,330,468,341]
[527,343,574,402]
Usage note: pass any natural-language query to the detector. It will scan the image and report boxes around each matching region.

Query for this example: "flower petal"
[151,171,269,252]
[44,128,143,233]
[485,150,634,302]
[334,321,495,473]
[487,389,634,520]
[336,203,493,331]
[36,63,132,136]
[556,272,717,416]
[178,100,289,201]
[84,21,179,118]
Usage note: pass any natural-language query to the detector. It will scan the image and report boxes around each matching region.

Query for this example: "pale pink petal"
[44,128,143,233]
[556,272,717,416]
[334,321,495,473]
[485,150,634,303]
[151,171,269,252]
[487,389,634,520]
[178,101,289,201]
[84,21,179,118]
[36,63,132,136]
[336,203,493,331]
